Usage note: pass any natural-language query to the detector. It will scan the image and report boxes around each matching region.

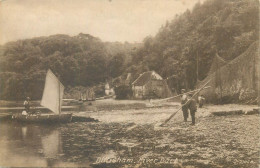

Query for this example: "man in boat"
[24,97,30,113]
[198,94,205,108]
[187,93,197,125]
[181,89,189,122]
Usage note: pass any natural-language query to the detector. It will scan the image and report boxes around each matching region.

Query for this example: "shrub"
[114,85,133,100]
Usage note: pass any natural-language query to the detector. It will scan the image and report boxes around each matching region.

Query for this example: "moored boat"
[12,113,72,123]
[12,69,72,123]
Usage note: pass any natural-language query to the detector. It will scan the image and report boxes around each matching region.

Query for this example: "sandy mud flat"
[0,101,259,168]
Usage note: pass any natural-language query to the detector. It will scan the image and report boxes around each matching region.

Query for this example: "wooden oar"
[160,79,211,126]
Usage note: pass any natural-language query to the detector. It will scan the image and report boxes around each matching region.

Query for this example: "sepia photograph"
[0,0,259,167]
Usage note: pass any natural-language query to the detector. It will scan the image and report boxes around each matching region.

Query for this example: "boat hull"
[12,113,72,124]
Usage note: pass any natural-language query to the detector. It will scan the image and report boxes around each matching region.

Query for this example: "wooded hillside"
[0,0,258,100]
[0,33,139,100]
[128,0,259,92]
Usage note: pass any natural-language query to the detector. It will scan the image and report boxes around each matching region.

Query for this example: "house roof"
[132,71,163,86]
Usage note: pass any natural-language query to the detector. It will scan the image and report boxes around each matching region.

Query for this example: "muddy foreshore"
[0,100,259,168]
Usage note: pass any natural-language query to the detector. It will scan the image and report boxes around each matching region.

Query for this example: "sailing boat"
[12,69,72,123]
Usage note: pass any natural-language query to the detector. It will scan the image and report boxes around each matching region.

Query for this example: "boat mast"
[197,50,199,83]
[58,81,61,115]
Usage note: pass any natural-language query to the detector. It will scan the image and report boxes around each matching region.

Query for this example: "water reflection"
[0,123,77,167]
[21,126,27,139]
[0,122,134,167]
[42,130,60,159]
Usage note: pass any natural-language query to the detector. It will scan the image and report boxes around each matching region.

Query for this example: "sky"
[0,0,202,44]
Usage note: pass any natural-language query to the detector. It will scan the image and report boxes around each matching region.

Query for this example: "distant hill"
[0,33,140,100]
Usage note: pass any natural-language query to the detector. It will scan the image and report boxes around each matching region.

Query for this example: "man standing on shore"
[187,94,197,125]
[181,89,189,122]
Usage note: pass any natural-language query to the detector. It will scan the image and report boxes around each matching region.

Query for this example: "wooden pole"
[58,82,61,115]
[216,53,222,103]
[160,79,211,126]
[197,50,199,83]
[219,55,223,103]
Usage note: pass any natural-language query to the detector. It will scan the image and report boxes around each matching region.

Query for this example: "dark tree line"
[0,34,139,100]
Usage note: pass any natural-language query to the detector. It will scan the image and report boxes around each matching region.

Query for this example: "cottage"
[132,71,172,99]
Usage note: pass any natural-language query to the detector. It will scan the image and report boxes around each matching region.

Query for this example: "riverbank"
[87,114,260,168]
[0,99,259,167]
[1,99,258,115]
[1,113,258,167]
[0,99,173,113]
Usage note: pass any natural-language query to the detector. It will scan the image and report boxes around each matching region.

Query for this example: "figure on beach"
[198,95,205,108]
[181,89,189,122]
[187,94,197,125]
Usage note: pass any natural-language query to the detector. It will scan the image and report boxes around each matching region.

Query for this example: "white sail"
[40,70,64,114]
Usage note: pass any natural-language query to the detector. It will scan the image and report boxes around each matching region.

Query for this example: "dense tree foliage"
[128,0,259,92]
[0,33,139,100]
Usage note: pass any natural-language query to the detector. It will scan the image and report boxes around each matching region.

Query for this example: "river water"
[0,122,111,167]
